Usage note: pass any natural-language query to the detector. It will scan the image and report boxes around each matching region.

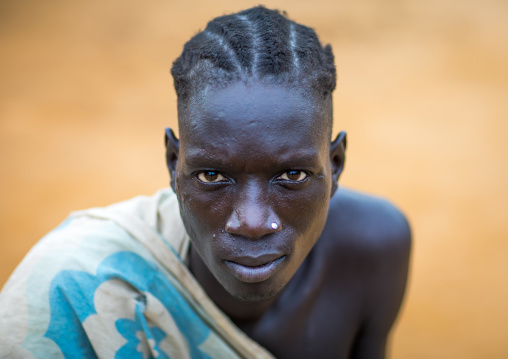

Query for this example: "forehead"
[179,82,331,153]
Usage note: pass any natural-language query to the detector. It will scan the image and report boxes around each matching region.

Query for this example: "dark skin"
[166,81,411,359]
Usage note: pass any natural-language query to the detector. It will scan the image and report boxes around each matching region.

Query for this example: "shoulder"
[319,187,412,308]
[322,187,411,261]
[320,188,411,339]
[315,188,412,355]
[0,210,168,358]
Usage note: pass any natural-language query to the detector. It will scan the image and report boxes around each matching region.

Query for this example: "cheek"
[176,180,230,238]
[278,181,331,234]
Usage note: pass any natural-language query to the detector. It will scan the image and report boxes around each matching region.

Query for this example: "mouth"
[224,256,286,283]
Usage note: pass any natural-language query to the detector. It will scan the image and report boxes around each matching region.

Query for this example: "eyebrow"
[183,147,323,171]
[184,152,233,169]
[273,150,322,167]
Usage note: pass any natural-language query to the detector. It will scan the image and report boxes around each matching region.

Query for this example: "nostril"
[225,222,237,234]
[225,210,241,233]
[225,200,280,238]
[225,217,281,238]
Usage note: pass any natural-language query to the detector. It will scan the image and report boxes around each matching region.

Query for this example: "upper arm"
[350,201,412,359]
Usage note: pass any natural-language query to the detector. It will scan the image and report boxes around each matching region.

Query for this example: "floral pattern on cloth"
[46,251,220,358]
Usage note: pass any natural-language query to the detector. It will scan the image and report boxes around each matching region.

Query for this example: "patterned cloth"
[0,189,274,359]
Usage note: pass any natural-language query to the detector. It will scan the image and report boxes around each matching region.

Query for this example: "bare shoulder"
[317,187,411,356]
[321,187,411,260]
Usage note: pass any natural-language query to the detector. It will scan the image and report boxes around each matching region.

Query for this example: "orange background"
[1,0,507,357]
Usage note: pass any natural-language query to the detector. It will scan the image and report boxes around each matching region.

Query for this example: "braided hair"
[171,6,336,107]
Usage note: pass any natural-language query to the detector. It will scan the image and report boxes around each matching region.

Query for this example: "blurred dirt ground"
[1,0,507,357]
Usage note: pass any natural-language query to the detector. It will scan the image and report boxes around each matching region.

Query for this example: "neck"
[188,245,278,324]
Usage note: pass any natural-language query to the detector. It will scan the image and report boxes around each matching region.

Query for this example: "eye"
[278,170,308,182]
[196,171,227,183]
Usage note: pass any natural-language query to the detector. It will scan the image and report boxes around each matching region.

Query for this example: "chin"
[232,291,280,302]
[223,279,286,302]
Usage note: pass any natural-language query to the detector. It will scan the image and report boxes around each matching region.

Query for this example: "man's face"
[171,81,336,301]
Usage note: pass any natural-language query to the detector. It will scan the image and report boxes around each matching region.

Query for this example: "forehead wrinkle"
[182,139,325,176]
[182,106,324,149]
[179,118,329,174]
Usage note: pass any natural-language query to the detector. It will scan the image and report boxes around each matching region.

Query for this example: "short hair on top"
[171,6,337,105]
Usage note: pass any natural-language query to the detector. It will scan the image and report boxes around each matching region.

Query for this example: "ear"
[330,131,347,196]
[165,128,180,193]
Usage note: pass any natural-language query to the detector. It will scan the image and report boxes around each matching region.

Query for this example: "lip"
[224,256,286,283]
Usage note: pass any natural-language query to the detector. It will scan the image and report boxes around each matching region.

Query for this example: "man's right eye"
[196,171,227,183]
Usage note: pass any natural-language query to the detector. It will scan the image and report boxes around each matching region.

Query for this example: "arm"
[350,205,412,359]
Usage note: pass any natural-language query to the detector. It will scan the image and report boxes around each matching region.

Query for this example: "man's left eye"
[278,170,308,182]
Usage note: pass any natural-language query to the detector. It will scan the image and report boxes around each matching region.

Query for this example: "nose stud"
[271,222,279,230]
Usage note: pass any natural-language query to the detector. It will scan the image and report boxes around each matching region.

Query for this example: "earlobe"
[165,128,180,192]
[330,131,347,196]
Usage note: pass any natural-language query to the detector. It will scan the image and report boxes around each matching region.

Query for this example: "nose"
[225,183,281,239]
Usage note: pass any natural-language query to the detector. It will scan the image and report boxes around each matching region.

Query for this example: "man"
[0,6,410,358]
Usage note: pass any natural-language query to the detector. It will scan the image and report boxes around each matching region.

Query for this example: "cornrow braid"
[171,6,336,103]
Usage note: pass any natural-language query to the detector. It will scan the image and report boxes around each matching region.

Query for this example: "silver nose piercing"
[271,222,279,230]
